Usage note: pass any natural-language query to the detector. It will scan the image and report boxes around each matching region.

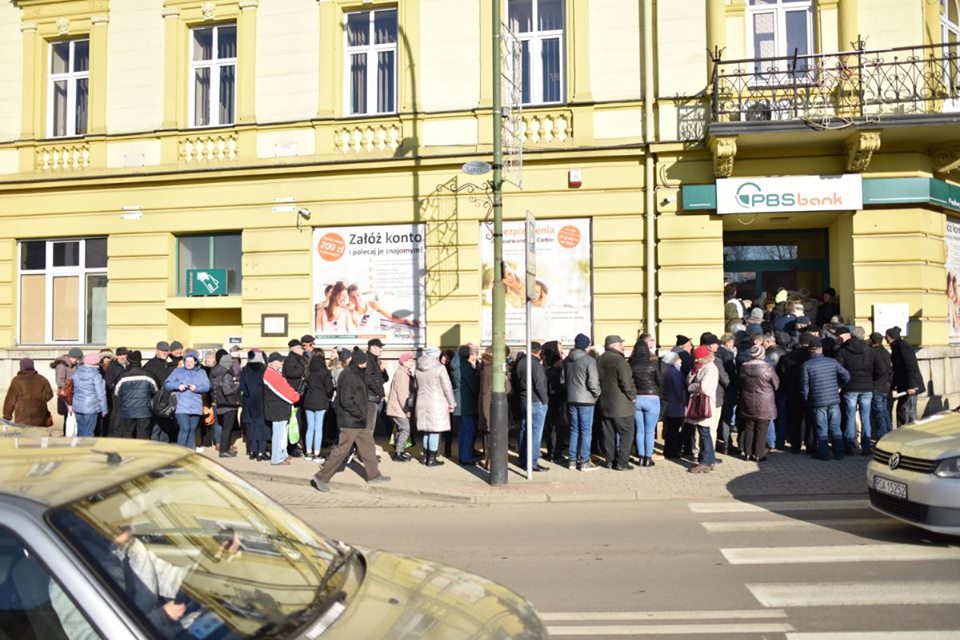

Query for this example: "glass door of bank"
[723,230,829,302]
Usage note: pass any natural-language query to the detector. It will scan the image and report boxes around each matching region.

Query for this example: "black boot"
[426,450,445,467]
[646,456,655,467]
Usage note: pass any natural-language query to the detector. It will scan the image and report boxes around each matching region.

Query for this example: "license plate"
[874,476,908,500]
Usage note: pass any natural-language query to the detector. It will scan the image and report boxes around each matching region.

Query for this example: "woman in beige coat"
[686,346,719,474]
[385,353,416,461]
[415,347,456,466]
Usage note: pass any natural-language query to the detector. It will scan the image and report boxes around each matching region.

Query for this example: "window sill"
[165,296,242,310]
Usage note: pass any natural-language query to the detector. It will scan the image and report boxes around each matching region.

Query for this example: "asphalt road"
[254,480,960,639]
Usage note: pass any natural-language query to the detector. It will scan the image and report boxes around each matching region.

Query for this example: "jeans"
[812,404,842,443]
[305,409,326,455]
[774,391,787,449]
[766,420,776,449]
[567,404,596,464]
[697,425,716,465]
[518,401,548,466]
[271,420,289,464]
[872,392,893,440]
[634,396,660,457]
[175,413,200,449]
[842,391,873,450]
[75,413,99,437]
[423,432,440,451]
[458,415,478,462]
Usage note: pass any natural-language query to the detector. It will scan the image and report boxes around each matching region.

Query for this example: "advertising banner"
[312,224,426,347]
[947,218,960,344]
[716,174,863,214]
[480,218,592,344]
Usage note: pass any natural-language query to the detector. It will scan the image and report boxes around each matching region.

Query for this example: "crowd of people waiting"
[1,284,926,485]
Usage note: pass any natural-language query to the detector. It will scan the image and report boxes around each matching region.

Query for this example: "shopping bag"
[65,412,77,438]
[685,393,713,422]
[287,407,300,445]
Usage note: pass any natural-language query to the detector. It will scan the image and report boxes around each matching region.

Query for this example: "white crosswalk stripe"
[689,499,869,513]
[547,622,795,636]
[722,543,960,564]
[541,609,789,622]
[542,609,794,637]
[746,580,960,607]
[702,517,894,533]
[786,633,960,640]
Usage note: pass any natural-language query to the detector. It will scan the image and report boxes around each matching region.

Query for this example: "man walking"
[311,347,390,491]
[564,333,601,471]
[597,335,637,470]
[516,342,550,471]
[885,326,924,426]
[836,326,876,455]
[114,351,157,439]
[801,337,851,460]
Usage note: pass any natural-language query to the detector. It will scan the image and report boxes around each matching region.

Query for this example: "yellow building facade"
[1,0,959,407]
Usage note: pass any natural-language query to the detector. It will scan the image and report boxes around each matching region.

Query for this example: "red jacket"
[263,366,300,422]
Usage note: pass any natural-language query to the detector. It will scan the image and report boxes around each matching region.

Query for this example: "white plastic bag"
[64,412,77,438]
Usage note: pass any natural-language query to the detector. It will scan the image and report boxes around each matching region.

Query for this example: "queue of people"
[2,285,926,483]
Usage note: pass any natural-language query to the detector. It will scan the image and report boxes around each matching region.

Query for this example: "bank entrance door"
[723,230,829,302]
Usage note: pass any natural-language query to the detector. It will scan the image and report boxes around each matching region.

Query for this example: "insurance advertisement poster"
[947,218,960,344]
[313,224,426,347]
[480,218,592,344]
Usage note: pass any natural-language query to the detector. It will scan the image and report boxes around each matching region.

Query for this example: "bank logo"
[734,181,844,210]
[736,182,763,209]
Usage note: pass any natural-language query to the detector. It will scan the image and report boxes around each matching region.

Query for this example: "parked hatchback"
[867,410,960,535]
[0,434,546,639]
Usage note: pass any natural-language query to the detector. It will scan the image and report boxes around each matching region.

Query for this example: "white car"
[867,411,960,535]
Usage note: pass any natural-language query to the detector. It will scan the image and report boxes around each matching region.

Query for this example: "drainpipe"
[643,0,656,336]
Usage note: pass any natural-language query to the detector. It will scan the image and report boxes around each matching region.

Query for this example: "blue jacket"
[800,353,851,408]
[72,364,108,415]
[451,354,479,417]
[662,365,688,418]
[164,366,211,415]
[114,366,158,419]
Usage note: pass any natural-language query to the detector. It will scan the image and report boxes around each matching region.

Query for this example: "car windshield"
[47,456,361,639]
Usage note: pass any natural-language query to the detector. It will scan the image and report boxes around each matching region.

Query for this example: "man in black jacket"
[885,326,924,426]
[104,346,129,437]
[870,332,894,439]
[143,341,174,442]
[515,342,550,471]
[114,351,157,439]
[365,338,389,432]
[836,326,878,455]
[777,334,813,453]
[597,335,637,471]
[311,347,390,492]
[283,338,308,456]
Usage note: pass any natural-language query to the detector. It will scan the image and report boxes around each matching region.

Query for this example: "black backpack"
[150,388,177,419]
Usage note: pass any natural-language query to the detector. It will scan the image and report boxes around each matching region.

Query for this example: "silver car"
[0,434,547,639]
[867,410,960,535]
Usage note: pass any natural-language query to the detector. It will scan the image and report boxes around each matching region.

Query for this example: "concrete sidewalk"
[210,442,871,504]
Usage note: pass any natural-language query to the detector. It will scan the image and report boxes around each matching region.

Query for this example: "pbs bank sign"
[716,174,863,214]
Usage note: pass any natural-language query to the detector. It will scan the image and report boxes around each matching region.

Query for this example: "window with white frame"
[746,0,813,76]
[18,238,107,345]
[344,8,398,116]
[48,39,89,138]
[508,0,565,105]
[190,23,236,127]
[945,1,960,83]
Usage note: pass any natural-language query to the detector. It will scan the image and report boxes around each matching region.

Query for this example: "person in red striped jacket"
[263,352,300,465]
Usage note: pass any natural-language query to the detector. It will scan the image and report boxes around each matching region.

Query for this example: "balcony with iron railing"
[710,42,960,130]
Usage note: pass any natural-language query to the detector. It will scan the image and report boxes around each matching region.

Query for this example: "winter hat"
[156,341,170,351]
[399,353,413,365]
[248,350,265,364]
[170,341,184,352]
[806,336,823,350]
[128,350,142,365]
[693,346,713,362]
[219,354,234,369]
[425,346,441,358]
[605,335,624,348]
[699,332,719,346]
[337,348,351,363]
[68,347,84,359]
[352,346,366,362]
[115,346,129,356]
[287,338,302,348]
[300,334,315,344]
[835,326,851,336]
[885,326,902,340]
[574,333,590,349]
[745,324,763,336]
[675,335,691,347]
[748,344,765,360]
[267,351,285,363]
[368,338,384,348]
[19,357,34,371]
[749,307,764,320]
[83,353,100,366]
[184,349,200,362]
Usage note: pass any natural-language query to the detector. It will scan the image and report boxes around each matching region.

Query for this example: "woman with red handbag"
[686,346,718,473]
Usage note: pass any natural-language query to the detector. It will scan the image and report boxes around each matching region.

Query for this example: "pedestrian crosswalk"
[543,497,960,639]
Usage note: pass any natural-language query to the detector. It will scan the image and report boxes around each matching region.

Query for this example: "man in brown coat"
[3,358,54,426]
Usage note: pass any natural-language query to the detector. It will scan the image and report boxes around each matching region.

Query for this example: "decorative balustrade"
[333,121,402,153]
[35,142,90,171]
[711,43,960,125]
[178,132,238,163]
[522,109,573,144]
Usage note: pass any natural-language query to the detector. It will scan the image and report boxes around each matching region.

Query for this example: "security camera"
[298,207,312,220]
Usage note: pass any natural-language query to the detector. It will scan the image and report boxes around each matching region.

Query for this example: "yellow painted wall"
[256,0,320,123]
[657,0,707,97]
[0,2,22,142]
[859,0,924,50]
[589,0,642,101]
[419,0,481,112]
[107,0,165,135]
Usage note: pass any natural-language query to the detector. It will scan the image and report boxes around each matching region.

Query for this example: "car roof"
[0,434,192,508]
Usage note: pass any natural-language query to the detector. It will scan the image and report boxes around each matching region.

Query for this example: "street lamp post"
[488,0,508,486]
